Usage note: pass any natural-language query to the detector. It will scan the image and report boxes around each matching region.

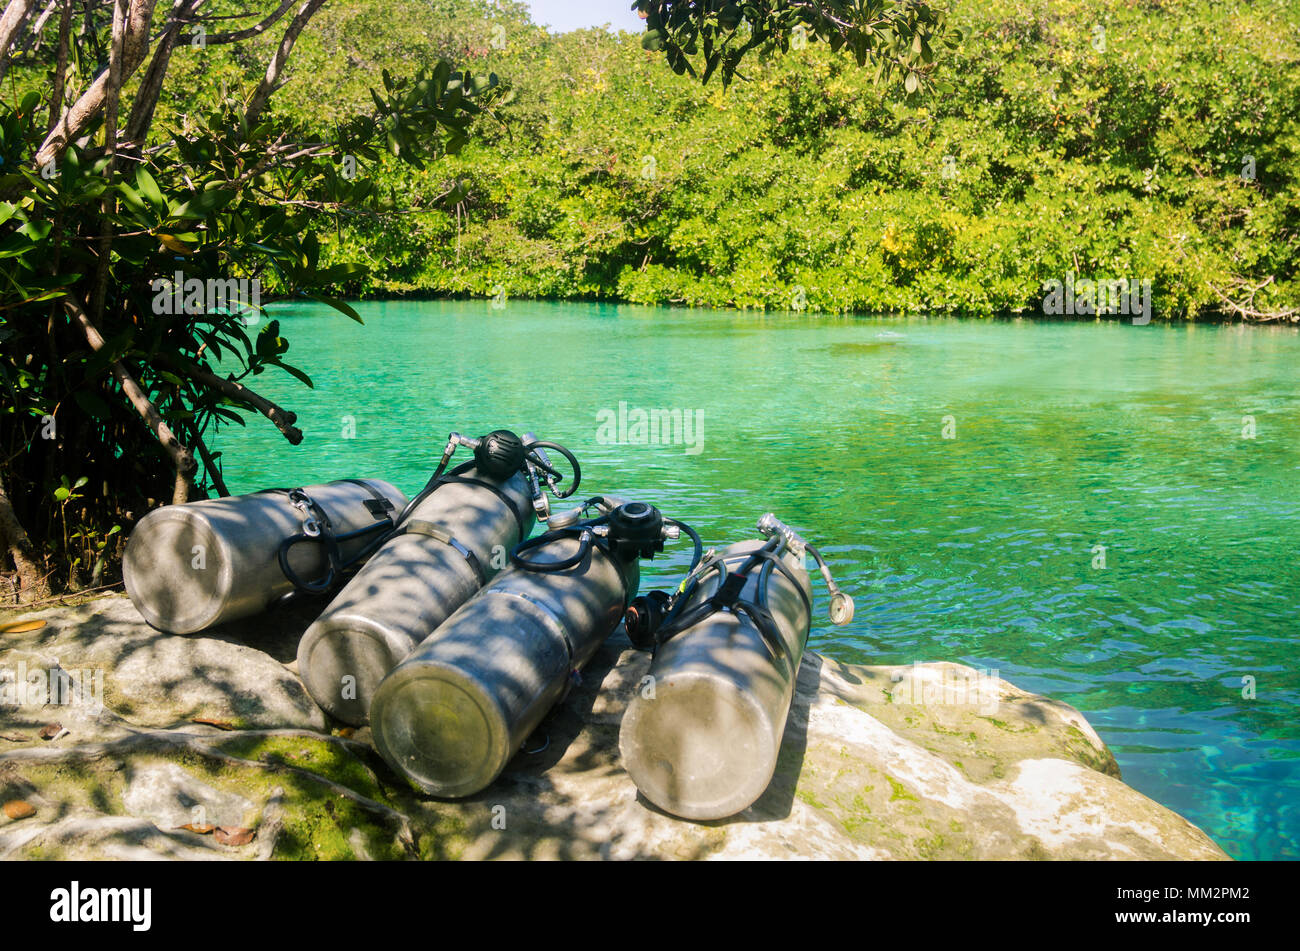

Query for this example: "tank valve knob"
[625,590,672,649]
[608,501,666,561]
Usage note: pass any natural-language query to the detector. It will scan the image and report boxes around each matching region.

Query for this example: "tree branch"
[171,356,304,444]
[64,297,197,486]
[243,0,325,130]
[1207,276,1299,323]
[0,0,35,63]
[88,0,128,325]
[189,421,230,497]
[179,0,291,45]
[123,0,203,149]
[0,0,39,80]
[0,471,50,602]
[35,0,158,169]
[45,0,72,134]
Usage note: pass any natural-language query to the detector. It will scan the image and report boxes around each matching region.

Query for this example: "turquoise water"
[215,300,1300,860]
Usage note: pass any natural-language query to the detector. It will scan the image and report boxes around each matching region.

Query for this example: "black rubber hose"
[665,517,704,571]
[394,456,456,526]
[510,527,594,572]
[524,439,581,498]
[277,519,393,593]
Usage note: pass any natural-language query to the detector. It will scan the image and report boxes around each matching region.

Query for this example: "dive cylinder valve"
[757,513,855,626]
[619,514,853,820]
[296,429,582,724]
[369,496,702,798]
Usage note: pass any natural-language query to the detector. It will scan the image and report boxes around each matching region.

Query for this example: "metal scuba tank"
[296,430,582,725]
[618,513,854,821]
[122,478,408,635]
[369,497,702,798]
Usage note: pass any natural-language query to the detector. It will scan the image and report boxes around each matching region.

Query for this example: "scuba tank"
[618,514,854,821]
[296,430,581,725]
[369,496,703,799]
[122,478,408,635]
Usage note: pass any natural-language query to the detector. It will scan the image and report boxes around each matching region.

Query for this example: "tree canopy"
[0,0,965,600]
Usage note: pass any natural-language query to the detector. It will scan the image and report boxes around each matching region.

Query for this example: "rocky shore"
[0,594,1228,860]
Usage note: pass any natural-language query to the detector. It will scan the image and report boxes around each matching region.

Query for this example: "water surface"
[215,300,1300,859]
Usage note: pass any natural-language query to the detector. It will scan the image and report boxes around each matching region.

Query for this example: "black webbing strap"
[273,484,396,594]
[656,548,807,664]
[339,478,398,521]
[422,461,530,544]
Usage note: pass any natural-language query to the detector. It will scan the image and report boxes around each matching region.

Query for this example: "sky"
[523,1,646,33]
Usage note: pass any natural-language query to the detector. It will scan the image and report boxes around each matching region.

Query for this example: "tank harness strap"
[392,520,487,586]
[278,488,343,594]
[494,590,576,671]
[275,486,397,594]
[338,478,399,521]
[425,461,530,544]
[655,549,805,663]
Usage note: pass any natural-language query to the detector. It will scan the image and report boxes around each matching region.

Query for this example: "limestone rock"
[0,594,325,733]
[0,593,1228,860]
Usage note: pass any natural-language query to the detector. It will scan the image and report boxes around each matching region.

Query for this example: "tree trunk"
[0,0,35,62]
[0,474,51,602]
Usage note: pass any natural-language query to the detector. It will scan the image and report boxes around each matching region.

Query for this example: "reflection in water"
[216,300,1300,859]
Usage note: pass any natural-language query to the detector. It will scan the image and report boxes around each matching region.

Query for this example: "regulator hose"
[276,496,396,594]
[397,435,582,527]
[523,439,582,499]
[509,517,608,573]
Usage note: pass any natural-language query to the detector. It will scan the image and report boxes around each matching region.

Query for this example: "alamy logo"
[49,882,151,932]
[890,662,1001,714]
[150,271,261,321]
[596,401,704,456]
[0,662,103,713]
[1041,271,1151,325]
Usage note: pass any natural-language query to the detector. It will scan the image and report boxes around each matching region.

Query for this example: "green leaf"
[117,183,146,215]
[313,262,369,285]
[18,220,53,241]
[172,188,236,220]
[135,168,168,216]
[303,292,363,324]
[273,361,314,388]
[73,389,112,420]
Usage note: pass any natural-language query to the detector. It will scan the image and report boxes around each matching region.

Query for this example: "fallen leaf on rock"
[177,823,215,835]
[3,800,36,820]
[38,723,62,740]
[213,826,255,846]
[0,733,27,742]
[192,717,237,730]
[336,727,355,739]
[0,620,46,634]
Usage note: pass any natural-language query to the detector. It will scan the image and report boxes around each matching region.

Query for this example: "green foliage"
[0,0,510,590]
[302,0,1296,320]
[633,0,962,92]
